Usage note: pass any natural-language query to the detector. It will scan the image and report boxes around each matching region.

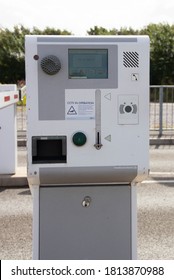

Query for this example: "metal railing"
[150,86,174,136]
[16,86,26,141]
[17,85,174,137]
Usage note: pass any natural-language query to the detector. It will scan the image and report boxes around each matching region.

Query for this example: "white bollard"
[0,84,19,174]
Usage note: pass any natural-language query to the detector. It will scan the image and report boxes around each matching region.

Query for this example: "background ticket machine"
[25,35,149,259]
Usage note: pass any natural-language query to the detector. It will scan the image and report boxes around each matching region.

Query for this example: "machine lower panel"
[39,185,133,260]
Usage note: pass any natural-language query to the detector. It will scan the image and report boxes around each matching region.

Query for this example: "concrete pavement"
[0,147,27,187]
[0,187,32,259]
[0,177,174,260]
[0,145,174,259]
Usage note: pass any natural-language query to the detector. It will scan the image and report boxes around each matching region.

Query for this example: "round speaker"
[40,55,61,75]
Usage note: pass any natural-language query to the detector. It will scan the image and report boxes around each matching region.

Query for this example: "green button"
[72,132,87,146]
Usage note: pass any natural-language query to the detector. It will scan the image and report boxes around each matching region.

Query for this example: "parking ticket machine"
[25,35,149,259]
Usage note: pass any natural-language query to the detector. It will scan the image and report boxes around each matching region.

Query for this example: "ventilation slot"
[123,52,139,68]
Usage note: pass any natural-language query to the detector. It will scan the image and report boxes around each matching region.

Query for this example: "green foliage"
[0,26,28,83]
[140,24,174,84]
[88,23,174,85]
[0,24,174,85]
[87,26,139,35]
[0,25,71,84]
[87,26,117,35]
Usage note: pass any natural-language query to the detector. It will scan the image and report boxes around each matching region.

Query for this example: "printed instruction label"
[65,89,95,120]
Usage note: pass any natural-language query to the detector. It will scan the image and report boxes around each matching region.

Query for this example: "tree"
[87,24,174,85]
[87,26,139,35]
[0,25,71,84]
[0,26,29,83]
[140,24,174,84]
[0,24,174,85]
[87,26,117,35]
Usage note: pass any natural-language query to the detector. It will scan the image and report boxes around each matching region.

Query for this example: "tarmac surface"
[0,145,174,260]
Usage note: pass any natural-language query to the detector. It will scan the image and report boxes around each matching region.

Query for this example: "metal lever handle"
[94,132,103,150]
[94,90,103,150]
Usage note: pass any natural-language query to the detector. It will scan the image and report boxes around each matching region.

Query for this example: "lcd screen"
[68,49,108,79]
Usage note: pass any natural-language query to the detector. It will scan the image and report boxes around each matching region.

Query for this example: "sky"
[0,0,174,35]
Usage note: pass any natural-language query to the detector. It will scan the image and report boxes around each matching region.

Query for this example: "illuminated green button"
[72,132,87,146]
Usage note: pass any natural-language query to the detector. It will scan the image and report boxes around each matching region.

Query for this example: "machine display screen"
[68,49,108,79]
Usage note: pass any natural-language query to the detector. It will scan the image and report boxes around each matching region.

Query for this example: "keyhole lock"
[82,196,91,208]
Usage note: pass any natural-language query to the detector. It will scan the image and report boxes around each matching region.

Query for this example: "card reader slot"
[32,136,67,164]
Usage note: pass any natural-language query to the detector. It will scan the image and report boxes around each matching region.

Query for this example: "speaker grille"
[41,55,61,75]
[123,52,139,68]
